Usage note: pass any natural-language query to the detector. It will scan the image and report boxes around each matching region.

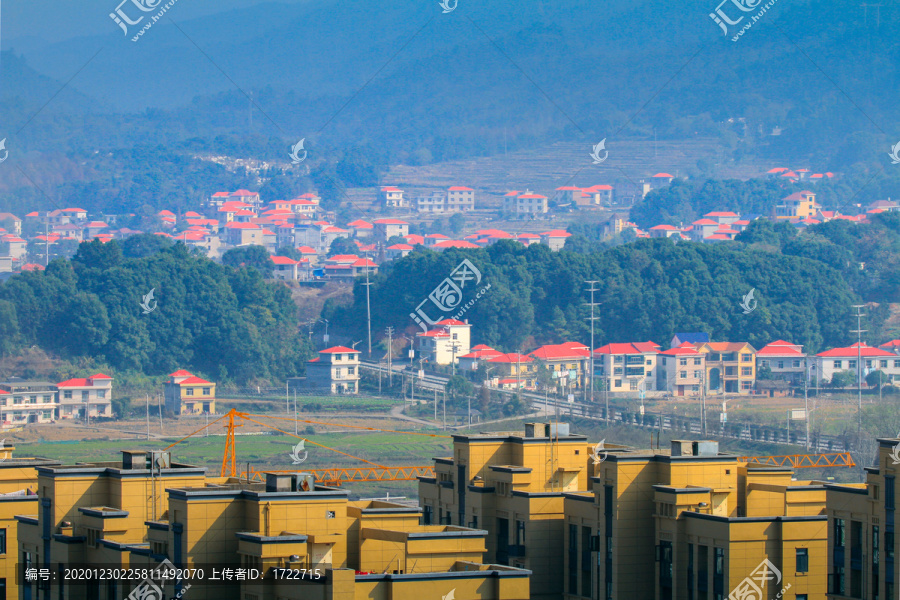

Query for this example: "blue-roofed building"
[670,332,710,349]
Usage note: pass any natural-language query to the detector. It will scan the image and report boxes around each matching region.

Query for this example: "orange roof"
[179,376,213,385]
[757,340,804,356]
[817,343,893,358]
[594,342,660,355]
[373,219,409,225]
[169,369,194,377]
[270,255,299,265]
[448,186,474,191]
[487,353,533,363]
[320,346,360,354]
[434,240,479,249]
[541,230,571,237]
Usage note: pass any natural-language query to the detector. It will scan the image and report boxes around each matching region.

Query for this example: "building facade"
[306,346,361,393]
[163,370,216,415]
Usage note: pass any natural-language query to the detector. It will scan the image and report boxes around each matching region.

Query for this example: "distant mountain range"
[1,0,898,212]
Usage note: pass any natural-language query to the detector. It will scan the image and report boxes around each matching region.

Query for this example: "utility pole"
[385,326,394,387]
[852,305,867,445]
[146,395,150,441]
[363,253,373,357]
[450,341,461,377]
[701,370,707,437]
[585,280,601,407]
[804,355,810,452]
[158,393,163,433]
[45,221,50,266]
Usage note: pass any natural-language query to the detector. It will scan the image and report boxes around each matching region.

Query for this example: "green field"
[12,430,453,499]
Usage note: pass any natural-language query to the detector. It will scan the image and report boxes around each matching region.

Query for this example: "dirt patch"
[288,281,353,322]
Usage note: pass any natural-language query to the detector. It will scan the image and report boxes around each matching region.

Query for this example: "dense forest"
[0,236,312,385]
[327,230,880,355]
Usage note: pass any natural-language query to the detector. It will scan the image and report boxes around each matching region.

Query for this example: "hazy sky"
[1,0,310,46]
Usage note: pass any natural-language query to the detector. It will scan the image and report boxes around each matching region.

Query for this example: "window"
[81,391,89,400]
[13,397,21,405]
[0,528,6,554]
[630,380,638,391]
[0,400,4,407]
[335,354,342,361]
[887,476,895,510]
[886,531,895,559]
[335,368,342,377]
[833,360,842,368]
[680,371,687,379]
[777,361,785,369]
[348,367,355,375]
[423,505,432,525]
[568,524,578,593]
[834,518,845,547]
[680,358,688,366]
[614,380,621,388]
[43,395,52,402]
[692,385,699,392]
[97,390,106,399]
[725,367,736,376]
[694,370,702,379]
[694,358,702,365]
[895,360,900,368]
[687,544,694,600]
[793,360,801,368]
[741,367,752,376]
[866,360,873,368]
[202,388,210,395]
[29,395,37,403]
[741,353,751,362]
[881,360,888,368]
[516,520,525,545]
[796,548,808,573]
[849,360,857,369]
[661,357,667,365]
[614,367,623,376]
[185,388,194,396]
[63,391,72,399]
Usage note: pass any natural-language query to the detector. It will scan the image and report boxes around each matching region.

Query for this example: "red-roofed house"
[434,240,480,250]
[380,186,408,209]
[554,186,584,205]
[373,219,409,242]
[658,343,706,396]
[447,187,475,212]
[516,233,541,246]
[529,342,590,391]
[815,343,900,386]
[386,243,414,261]
[506,192,548,215]
[404,234,425,246]
[689,219,719,241]
[270,255,300,281]
[0,379,57,424]
[582,184,614,206]
[649,224,679,239]
[703,211,740,226]
[1,234,26,259]
[540,230,571,251]
[424,233,450,247]
[224,221,263,246]
[348,219,374,238]
[416,319,471,365]
[879,340,900,355]
[695,342,757,394]
[756,340,807,384]
[486,353,535,389]
[56,373,114,419]
[593,342,661,393]
[775,191,820,221]
[305,347,360,393]
[164,371,216,415]
[458,345,502,372]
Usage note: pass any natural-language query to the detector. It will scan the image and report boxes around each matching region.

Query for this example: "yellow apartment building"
[18,453,529,600]
[825,437,899,599]
[695,342,757,395]
[418,423,611,599]
[563,439,828,600]
[0,446,59,600]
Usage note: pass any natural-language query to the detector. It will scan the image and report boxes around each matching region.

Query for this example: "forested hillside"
[0,236,311,384]
[327,232,880,354]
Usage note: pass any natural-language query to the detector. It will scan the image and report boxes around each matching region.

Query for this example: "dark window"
[0,529,5,555]
[713,548,724,599]
[423,505,432,525]
[886,531,894,559]
[698,545,709,596]
[497,518,509,565]
[568,524,578,593]
[659,541,673,600]
[687,544,694,600]
[796,548,808,573]
[516,520,525,546]
[887,476,895,510]
[835,518,845,547]
[581,526,591,597]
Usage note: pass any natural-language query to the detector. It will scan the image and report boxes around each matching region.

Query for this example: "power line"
[385,326,394,387]
[851,305,867,446]
[585,280,602,418]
